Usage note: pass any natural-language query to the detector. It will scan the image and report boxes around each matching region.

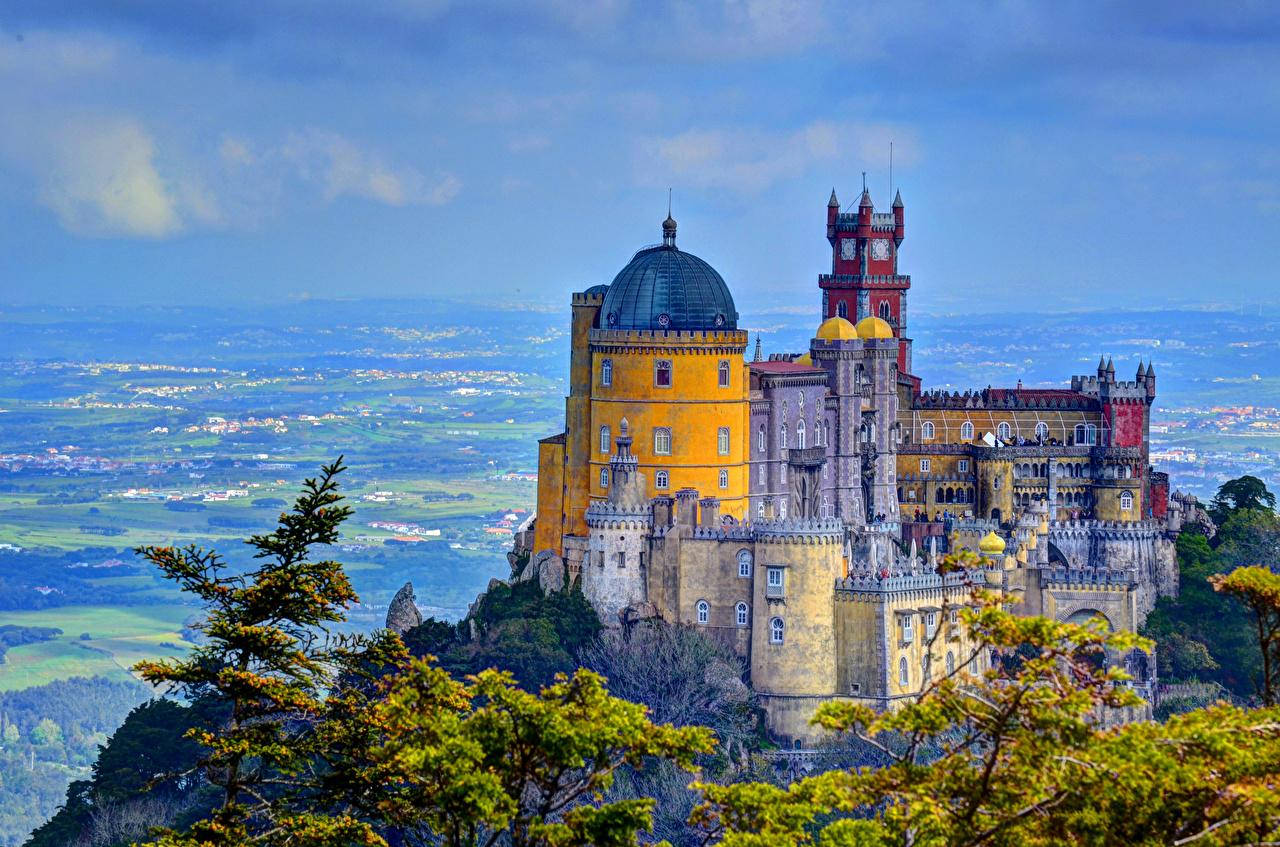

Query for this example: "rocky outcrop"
[515,549,566,595]
[385,581,423,634]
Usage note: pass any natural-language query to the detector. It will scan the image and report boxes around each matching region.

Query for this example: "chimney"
[698,497,720,529]
[675,488,699,528]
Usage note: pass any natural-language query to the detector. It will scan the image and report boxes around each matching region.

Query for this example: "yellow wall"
[534,437,565,554]
[589,329,750,519]
[899,408,1102,445]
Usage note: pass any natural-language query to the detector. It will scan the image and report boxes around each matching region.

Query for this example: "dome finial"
[662,188,677,247]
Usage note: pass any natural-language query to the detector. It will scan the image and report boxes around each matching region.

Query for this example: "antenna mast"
[889,140,893,203]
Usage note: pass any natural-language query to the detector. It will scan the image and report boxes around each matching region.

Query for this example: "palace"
[519,189,1192,742]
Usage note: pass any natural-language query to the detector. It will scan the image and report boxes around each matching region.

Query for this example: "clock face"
[840,238,857,260]
[870,239,891,261]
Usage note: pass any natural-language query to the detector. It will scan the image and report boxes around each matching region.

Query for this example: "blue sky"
[0,1,1276,313]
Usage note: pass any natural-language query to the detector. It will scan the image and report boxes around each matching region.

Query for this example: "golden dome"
[854,316,894,339]
[816,316,857,341]
[978,531,1006,555]
[794,352,814,366]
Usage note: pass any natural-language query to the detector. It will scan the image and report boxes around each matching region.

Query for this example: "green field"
[0,605,195,691]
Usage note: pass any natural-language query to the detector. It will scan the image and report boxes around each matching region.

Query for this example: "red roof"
[985,388,1082,402]
[749,361,824,374]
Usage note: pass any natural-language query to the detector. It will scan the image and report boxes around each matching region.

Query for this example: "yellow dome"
[816,316,857,341]
[854,316,894,339]
[794,352,813,366]
[978,531,1006,555]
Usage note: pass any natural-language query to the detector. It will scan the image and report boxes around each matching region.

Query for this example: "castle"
[520,189,1192,742]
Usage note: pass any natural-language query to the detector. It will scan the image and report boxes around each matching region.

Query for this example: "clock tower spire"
[818,184,914,381]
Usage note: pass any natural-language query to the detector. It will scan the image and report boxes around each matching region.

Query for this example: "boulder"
[385,581,423,635]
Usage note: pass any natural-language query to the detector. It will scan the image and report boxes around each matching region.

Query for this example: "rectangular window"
[601,358,612,387]
[717,427,730,455]
[920,459,931,473]
[654,359,672,387]
[718,360,730,388]
[958,459,969,473]
[599,425,611,454]
[926,611,937,639]
[901,615,914,643]
[766,567,784,597]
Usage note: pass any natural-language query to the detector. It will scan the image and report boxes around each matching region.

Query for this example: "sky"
[0,1,1277,314]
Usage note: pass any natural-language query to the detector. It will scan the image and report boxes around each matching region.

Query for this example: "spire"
[828,188,839,208]
[1097,355,1106,375]
[892,189,903,208]
[661,213,676,247]
[752,336,762,362]
[1146,362,1155,379]
[1106,356,1115,377]
[859,187,873,207]
[1136,361,1146,380]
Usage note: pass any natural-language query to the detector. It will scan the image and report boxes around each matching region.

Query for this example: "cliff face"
[385,581,423,634]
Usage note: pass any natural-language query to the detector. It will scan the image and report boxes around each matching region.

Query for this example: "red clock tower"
[821,187,913,380]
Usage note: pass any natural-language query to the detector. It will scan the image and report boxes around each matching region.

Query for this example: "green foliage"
[1215,507,1280,571]
[1212,566,1280,705]
[29,717,62,746]
[1143,531,1261,697]
[1209,474,1276,525]
[404,578,603,691]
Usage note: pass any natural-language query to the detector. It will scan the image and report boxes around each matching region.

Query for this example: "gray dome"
[600,229,737,332]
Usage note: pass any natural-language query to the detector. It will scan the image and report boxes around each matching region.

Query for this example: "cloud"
[637,121,919,194]
[23,118,217,238]
[279,129,460,206]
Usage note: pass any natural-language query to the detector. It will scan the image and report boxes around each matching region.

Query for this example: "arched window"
[736,602,749,626]
[796,419,806,449]
[718,360,730,388]
[653,428,672,455]
[879,300,892,321]
[599,468,609,488]
[719,468,729,489]
[997,421,1012,442]
[1035,421,1048,441]
[1120,491,1133,511]
[770,617,784,644]
[600,358,612,386]
[780,423,788,450]
[737,550,753,578]
[946,651,955,675]
[696,600,709,625]
[655,470,669,489]
[960,421,974,440]
[758,464,765,485]
[899,656,909,687]
[654,359,672,388]
[779,499,788,519]
[757,502,765,518]
[823,421,830,447]
[758,425,766,452]
[837,301,848,318]
[822,495,830,517]
[921,421,935,440]
[599,425,611,454]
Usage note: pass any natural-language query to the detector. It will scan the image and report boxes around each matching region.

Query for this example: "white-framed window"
[696,600,709,625]
[780,423,788,450]
[655,470,669,489]
[958,459,969,473]
[767,567,783,588]
[758,426,766,452]
[1120,491,1134,511]
[926,611,937,638]
[737,549,752,578]
[600,358,612,386]
[960,421,974,440]
[949,608,959,625]
[600,468,609,488]
[718,360,731,388]
[823,421,830,447]
[901,614,914,643]
[779,499,787,519]
[796,419,806,449]
[653,428,672,455]
[920,458,931,473]
[921,421,935,440]
[718,427,730,455]
[770,617,784,644]
[822,495,830,517]
[616,551,626,568]
[946,651,955,675]
[1074,423,1097,446]
[899,656,909,687]
[719,468,729,489]
[599,425,611,454]
[758,465,765,485]
[757,502,765,518]
[997,421,1012,441]
[1035,422,1048,441]
[735,602,749,626]
[654,359,672,388]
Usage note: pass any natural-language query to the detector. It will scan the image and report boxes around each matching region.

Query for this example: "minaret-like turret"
[1136,361,1147,382]
[1105,357,1115,382]
[662,214,677,247]
[1097,356,1107,380]
[827,188,839,239]
[892,189,904,246]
